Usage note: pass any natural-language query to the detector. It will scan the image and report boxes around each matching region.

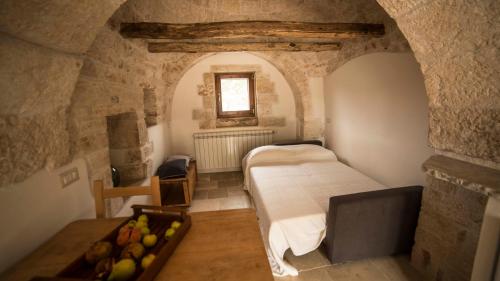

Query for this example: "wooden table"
[1,209,274,281]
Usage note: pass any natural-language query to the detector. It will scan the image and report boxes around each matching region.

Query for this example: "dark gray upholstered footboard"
[324,186,422,264]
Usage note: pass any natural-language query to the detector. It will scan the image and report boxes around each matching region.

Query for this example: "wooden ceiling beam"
[120,21,385,40]
[148,42,342,53]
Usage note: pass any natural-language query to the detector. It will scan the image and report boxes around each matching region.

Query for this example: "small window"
[215,72,255,118]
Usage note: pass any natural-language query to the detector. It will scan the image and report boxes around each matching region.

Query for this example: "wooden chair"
[93,176,162,218]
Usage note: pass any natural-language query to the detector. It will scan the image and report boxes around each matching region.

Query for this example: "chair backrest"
[93,176,162,218]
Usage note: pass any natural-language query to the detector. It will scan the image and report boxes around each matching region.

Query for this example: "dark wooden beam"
[148,41,342,53]
[120,21,385,40]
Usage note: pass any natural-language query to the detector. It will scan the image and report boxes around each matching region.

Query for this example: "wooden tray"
[32,205,191,281]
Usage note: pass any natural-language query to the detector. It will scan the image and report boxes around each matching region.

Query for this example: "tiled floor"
[188,171,252,213]
[188,171,425,281]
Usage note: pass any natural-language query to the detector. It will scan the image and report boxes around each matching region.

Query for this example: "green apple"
[170,221,182,229]
[141,254,156,269]
[135,220,147,230]
[140,227,150,236]
[164,228,175,239]
[142,234,157,247]
[137,214,148,223]
[127,220,137,228]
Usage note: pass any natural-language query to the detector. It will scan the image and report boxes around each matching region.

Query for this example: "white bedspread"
[242,145,386,276]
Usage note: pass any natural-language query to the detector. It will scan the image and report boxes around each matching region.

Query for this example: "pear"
[85,241,113,264]
[107,259,136,281]
[120,242,145,260]
[164,228,175,239]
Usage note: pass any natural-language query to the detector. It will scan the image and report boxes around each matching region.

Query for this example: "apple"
[170,221,182,229]
[137,214,148,223]
[142,234,157,247]
[164,228,175,239]
[141,254,156,269]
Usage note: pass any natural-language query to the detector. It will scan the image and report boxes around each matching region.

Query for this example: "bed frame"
[324,186,422,263]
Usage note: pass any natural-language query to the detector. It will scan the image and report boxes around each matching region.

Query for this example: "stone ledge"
[423,155,500,199]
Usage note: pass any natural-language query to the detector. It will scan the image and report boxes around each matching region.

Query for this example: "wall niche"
[106,112,150,186]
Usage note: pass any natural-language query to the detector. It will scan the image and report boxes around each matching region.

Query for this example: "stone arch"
[160,51,307,138]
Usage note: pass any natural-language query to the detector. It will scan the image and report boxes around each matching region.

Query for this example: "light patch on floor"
[189,171,252,212]
[190,171,425,281]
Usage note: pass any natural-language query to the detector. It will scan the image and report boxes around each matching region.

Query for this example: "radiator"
[193,129,274,173]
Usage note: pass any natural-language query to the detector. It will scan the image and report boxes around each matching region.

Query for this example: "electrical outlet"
[60,167,79,188]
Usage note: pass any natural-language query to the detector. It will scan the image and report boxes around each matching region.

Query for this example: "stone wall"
[193,64,285,130]
[412,176,488,280]
[376,0,500,165]
[0,0,125,187]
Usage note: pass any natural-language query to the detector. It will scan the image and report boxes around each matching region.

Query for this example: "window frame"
[214,72,256,118]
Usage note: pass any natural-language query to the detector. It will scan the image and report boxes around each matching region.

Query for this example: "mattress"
[243,145,387,276]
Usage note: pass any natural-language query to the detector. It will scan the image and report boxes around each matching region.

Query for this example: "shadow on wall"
[324,52,434,187]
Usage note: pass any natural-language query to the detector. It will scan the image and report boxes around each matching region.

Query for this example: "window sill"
[216,117,258,128]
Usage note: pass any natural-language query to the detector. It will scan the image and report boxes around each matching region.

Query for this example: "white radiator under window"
[193,129,274,173]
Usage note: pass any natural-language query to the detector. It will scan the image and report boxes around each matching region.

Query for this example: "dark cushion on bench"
[155,159,187,179]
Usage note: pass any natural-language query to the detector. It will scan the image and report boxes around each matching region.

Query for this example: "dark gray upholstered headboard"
[272,140,323,146]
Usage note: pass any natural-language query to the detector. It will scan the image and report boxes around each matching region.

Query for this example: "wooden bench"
[159,160,197,207]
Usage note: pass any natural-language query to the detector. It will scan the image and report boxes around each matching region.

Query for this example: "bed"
[242,144,421,276]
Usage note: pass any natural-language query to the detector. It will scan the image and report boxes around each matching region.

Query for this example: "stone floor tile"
[324,259,388,281]
[188,198,219,213]
[218,178,243,188]
[369,256,426,281]
[284,247,331,271]
[219,195,252,210]
[297,267,334,281]
[196,181,218,190]
[208,188,228,199]
[227,189,247,197]
[193,190,208,200]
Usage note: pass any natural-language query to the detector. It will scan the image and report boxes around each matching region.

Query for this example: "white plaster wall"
[324,53,433,187]
[170,52,297,157]
[0,159,94,273]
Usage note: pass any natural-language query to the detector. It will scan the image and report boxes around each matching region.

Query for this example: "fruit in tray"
[135,220,147,230]
[120,242,145,260]
[171,220,182,229]
[140,227,150,236]
[164,228,175,239]
[85,241,113,264]
[127,220,137,228]
[107,258,136,281]
[141,254,156,270]
[95,257,113,279]
[117,225,142,247]
[137,214,148,223]
[142,234,157,247]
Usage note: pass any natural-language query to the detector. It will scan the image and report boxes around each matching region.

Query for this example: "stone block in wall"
[216,117,258,128]
[260,117,286,127]
[202,96,215,109]
[199,118,216,130]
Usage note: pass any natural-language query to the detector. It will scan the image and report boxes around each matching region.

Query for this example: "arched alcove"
[169,52,298,156]
[324,52,433,186]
